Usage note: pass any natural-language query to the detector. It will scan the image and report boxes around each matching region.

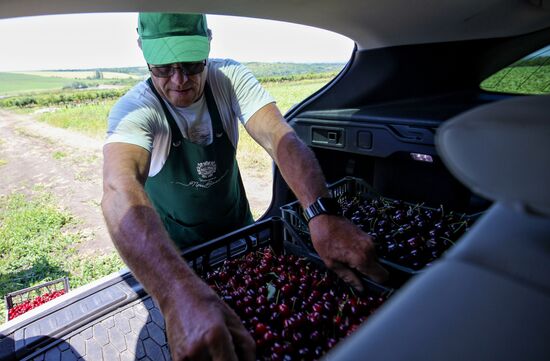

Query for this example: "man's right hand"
[102,143,254,360]
[161,276,256,361]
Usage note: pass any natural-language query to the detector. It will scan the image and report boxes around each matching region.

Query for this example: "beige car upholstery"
[436,94,550,217]
[326,95,550,361]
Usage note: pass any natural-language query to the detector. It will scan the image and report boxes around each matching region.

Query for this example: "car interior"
[0,0,549,360]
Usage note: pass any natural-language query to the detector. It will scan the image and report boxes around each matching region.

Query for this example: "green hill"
[244,62,344,78]
[0,73,77,95]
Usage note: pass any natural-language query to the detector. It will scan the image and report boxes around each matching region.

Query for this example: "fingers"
[187,305,254,361]
[171,322,239,361]
[225,311,256,361]
[207,325,238,361]
[347,228,389,284]
[355,260,389,284]
[325,227,389,286]
[331,262,365,292]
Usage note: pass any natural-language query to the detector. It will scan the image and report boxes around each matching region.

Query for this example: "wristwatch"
[303,197,342,223]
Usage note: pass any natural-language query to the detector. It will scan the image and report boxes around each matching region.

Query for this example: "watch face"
[319,197,340,214]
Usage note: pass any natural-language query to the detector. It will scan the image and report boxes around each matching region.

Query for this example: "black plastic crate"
[280,177,378,235]
[182,216,393,295]
[182,217,393,361]
[281,177,480,276]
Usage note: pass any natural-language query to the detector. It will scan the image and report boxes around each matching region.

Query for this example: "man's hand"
[308,214,389,291]
[243,103,387,289]
[161,276,256,361]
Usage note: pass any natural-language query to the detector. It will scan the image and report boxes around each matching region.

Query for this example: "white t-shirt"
[105,58,275,176]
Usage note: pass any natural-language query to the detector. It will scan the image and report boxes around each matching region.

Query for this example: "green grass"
[0,72,136,96]
[52,151,67,160]
[0,72,78,95]
[0,189,124,323]
[481,64,550,94]
[245,62,343,78]
[263,77,332,113]
[36,101,116,139]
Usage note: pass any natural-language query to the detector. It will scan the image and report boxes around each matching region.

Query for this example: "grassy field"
[35,101,116,139]
[14,71,140,80]
[480,64,550,94]
[0,72,81,95]
[0,188,125,323]
[0,72,138,96]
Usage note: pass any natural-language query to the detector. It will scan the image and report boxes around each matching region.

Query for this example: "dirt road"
[0,109,272,256]
[0,109,112,255]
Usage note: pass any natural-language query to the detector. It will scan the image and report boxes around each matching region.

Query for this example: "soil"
[0,109,272,257]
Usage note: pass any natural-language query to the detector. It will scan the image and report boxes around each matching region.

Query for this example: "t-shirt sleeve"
[104,87,161,153]
[219,60,276,125]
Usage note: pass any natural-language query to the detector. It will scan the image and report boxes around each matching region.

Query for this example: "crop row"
[0,88,130,108]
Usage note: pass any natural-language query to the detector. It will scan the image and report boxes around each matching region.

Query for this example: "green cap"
[138,13,210,65]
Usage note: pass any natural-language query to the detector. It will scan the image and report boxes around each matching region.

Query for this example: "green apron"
[144,78,253,250]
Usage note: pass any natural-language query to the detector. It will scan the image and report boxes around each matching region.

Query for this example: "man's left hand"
[308,214,389,291]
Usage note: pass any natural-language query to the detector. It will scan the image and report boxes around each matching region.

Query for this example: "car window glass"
[0,12,353,323]
[481,45,550,95]
[0,13,353,220]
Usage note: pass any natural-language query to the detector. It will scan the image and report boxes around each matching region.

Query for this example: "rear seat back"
[326,94,550,361]
[436,94,550,292]
[436,94,550,217]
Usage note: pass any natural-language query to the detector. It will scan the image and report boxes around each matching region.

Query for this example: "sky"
[0,13,354,72]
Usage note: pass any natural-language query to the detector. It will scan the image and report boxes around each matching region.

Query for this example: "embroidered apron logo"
[197,161,217,179]
[173,160,228,189]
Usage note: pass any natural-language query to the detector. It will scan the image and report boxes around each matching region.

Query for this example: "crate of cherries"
[5,277,69,321]
[281,177,479,274]
[184,218,389,361]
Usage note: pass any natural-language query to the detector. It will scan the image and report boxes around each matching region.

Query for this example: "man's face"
[149,61,207,107]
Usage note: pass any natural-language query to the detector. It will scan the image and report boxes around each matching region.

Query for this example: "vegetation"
[0,72,137,95]
[244,62,343,78]
[0,189,125,323]
[0,72,80,95]
[263,77,332,113]
[481,56,550,94]
[36,101,117,139]
[0,88,129,109]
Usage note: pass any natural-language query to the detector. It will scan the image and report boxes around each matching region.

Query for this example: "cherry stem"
[440,236,455,245]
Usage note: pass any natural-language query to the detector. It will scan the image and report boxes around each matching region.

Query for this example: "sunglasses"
[148,60,207,78]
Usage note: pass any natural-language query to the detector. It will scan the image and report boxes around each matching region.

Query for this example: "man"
[102,12,387,361]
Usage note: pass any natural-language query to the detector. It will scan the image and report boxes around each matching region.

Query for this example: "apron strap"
[147,77,183,144]
[203,81,225,136]
[146,77,224,143]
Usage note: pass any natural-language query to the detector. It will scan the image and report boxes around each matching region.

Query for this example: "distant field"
[0,63,341,97]
[0,72,80,95]
[14,71,140,80]
[0,72,138,96]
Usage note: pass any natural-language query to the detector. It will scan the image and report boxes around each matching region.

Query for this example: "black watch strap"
[303,197,341,223]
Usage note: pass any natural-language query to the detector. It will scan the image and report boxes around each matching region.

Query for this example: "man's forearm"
[101,181,196,309]
[275,131,329,208]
